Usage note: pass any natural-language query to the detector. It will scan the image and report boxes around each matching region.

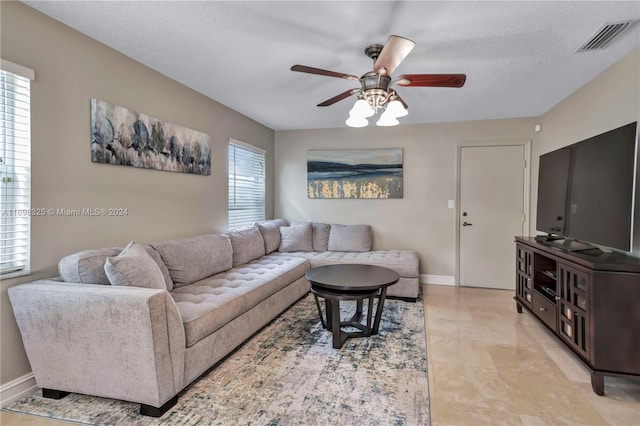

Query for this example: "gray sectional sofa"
[8,219,419,417]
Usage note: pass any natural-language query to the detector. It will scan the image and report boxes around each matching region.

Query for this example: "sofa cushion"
[104,241,166,289]
[228,227,266,266]
[272,250,419,278]
[58,247,122,284]
[151,233,233,287]
[255,219,287,254]
[291,221,331,251]
[328,224,372,252]
[278,224,313,252]
[170,255,309,347]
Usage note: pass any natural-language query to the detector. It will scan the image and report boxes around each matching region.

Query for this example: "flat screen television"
[536,121,638,252]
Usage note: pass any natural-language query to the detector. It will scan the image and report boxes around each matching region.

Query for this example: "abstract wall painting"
[307,148,403,199]
[90,99,211,175]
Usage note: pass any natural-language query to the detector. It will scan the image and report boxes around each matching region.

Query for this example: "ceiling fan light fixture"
[349,98,375,118]
[291,35,465,128]
[346,115,369,128]
[385,99,408,117]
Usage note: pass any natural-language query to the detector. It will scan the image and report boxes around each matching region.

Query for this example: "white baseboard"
[420,274,456,286]
[1,373,37,406]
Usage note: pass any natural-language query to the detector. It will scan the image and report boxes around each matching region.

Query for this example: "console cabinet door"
[515,244,533,308]
[557,263,590,361]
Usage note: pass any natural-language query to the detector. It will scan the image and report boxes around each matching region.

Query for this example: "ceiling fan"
[291,35,466,127]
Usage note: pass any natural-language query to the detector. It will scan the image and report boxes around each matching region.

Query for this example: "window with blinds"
[228,139,265,229]
[1,63,33,276]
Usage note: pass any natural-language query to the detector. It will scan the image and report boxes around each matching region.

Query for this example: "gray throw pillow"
[327,224,372,252]
[144,245,175,291]
[256,219,288,253]
[278,223,313,252]
[104,241,166,289]
[291,220,330,251]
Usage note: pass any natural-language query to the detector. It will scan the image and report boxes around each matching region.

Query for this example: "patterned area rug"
[4,294,429,425]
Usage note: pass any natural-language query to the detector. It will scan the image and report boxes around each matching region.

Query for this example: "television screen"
[536,122,638,251]
[537,148,572,235]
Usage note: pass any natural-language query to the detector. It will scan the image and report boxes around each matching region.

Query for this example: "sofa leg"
[140,395,178,417]
[42,388,70,399]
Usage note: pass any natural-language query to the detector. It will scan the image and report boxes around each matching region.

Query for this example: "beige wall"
[531,48,640,256]
[1,2,274,385]
[274,118,538,276]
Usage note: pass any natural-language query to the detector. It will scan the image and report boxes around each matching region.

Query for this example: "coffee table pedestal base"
[311,286,389,349]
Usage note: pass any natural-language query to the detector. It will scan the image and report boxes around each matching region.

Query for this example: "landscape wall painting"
[91,99,211,175]
[307,148,403,199]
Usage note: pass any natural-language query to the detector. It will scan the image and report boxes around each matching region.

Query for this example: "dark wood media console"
[514,236,640,395]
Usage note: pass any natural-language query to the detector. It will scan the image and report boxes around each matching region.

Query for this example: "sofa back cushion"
[255,219,287,253]
[104,241,167,289]
[278,223,313,252]
[328,224,372,252]
[58,247,122,284]
[227,227,266,266]
[151,233,232,287]
[291,221,331,251]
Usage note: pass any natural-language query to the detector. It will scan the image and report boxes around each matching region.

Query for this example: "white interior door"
[458,144,526,289]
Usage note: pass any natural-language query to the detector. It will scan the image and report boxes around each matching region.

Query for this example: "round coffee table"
[305,264,400,349]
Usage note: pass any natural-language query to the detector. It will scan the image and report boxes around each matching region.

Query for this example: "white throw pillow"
[104,241,166,289]
[278,224,313,252]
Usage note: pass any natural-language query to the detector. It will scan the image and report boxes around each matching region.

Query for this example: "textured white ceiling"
[23,1,640,130]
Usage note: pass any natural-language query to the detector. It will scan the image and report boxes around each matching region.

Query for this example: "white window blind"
[228,139,265,229]
[1,63,33,276]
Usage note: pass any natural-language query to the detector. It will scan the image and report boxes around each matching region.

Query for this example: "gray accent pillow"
[151,233,233,287]
[328,224,372,252]
[144,244,175,291]
[58,246,122,284]
[228,226,266,266]
[278,224,313,252]
[256,219,288,253]
[291,220,330,251]
[104,241,166,289]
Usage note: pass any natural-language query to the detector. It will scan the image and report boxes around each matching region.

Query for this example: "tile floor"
[424,284,640,426]
[2,284,639,425]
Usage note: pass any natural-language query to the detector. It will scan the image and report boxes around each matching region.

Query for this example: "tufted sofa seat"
[265,221,420,300]
[271,250,418,276]
[172,255,308,347]
[270,250,419,300]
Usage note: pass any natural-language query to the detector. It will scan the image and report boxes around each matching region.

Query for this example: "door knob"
[462,222,472,227]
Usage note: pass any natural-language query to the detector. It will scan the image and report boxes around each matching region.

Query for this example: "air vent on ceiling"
[576,21,636,52]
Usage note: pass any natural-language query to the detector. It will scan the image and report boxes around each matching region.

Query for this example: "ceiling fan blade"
[374,35,415,75]
[317,88,360,107]
[394,93,409,110]
[291,65,359,81]
[395,74,467,88]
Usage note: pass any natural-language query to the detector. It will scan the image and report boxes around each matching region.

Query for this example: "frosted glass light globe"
[376,111,399,126]
[346,115,369,128]
[385,100,408,117]
[349,99,375,118]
